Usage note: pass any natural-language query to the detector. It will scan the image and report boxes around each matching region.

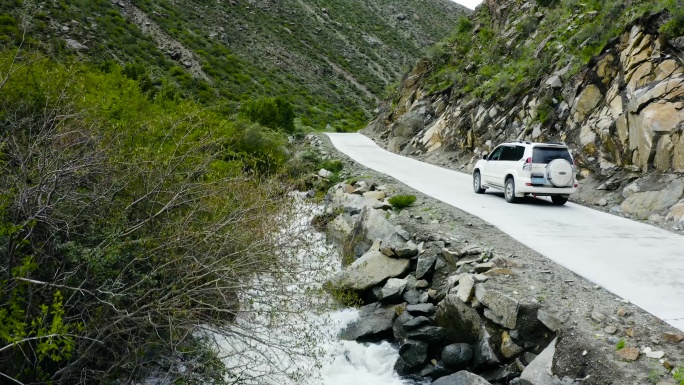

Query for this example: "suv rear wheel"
[473,171,486,194]
[504,177,518,203]
[551,196,568,205]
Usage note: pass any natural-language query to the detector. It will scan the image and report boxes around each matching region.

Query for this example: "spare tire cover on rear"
[546,159,573,187]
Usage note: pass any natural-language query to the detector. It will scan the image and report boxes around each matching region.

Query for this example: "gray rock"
[456,275,475,303]
[432,371,492,385]
[546,75,563,88]
[436,294,483,344]
[394,340,428,375]
[435,257,447,271]
[340,302,400,341]
[415,279,429,289]
[441,343,473,369]
[379,278,408,302]
[394,241,419,258]
[326,214,354,244]
[403,290,422,305]
[456,254,483,267]
[66,38,88,50]
[520,338,557,384]
[363,191,386,200]
[604,325,618,335]
[523,352,538,365]
[474,262,494,273]
[620,177,684,217]
[537,309,564,332]
[461,246,483,256]
[392,310,413,341]
[501,331,524,358]
[396,225,410,240]
[406,303,436,315]
[403,316,431,330]
[476,288,519,329]
[442,248,460,264]
[416,253,437,279]
[474,325,501,367]
[334,250,410,291]
[318,168,333,178]
[591,310,606,323]
[407,326,448,347]
[343,206,405,260]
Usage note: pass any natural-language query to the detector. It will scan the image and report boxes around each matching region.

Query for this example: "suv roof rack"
[514,139,531,144]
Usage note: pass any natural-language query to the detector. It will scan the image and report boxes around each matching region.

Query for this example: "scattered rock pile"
[323,180,598,384]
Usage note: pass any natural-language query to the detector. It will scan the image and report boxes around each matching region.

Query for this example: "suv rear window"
[532,147,572,164]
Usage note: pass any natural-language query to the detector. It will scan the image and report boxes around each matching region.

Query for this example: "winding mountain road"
[326,133,684,332]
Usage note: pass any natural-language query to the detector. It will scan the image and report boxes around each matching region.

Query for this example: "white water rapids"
[211,198,419,385]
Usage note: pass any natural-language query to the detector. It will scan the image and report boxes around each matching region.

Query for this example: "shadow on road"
[483,192,566,206]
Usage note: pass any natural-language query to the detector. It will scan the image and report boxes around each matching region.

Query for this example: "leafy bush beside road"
[0,50,321,384]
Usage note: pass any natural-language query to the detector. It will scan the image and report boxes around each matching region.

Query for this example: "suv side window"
[500,146,514,161]
[514,145,525,160]
[500,145,525,161]
[489,146,504,161]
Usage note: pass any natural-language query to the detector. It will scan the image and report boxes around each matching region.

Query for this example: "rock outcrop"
[364,3,684,222]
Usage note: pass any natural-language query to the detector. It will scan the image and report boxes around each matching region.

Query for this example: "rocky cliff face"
[365,1,684,224]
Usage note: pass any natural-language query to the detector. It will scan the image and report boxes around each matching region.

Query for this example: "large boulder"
[475,285,519,329]
[394,340,428,375]
[435,294,483,344]
[406,326,448,348]
[392,310,414,341]
[621,177,684,217]
[340,302,401,341]
[343,206,405,260]
[416,253,437,279]
[379,278,408,302]
[432,371,492,385]
[326,213,354,244]
[334,250,410,291]
[519,338,557,385]
[474,325,501,368]
[441,343,474,369]
[328,186,380,215]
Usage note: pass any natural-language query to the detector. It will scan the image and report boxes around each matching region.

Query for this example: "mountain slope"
[1,0,470,131]
[365,0,684,222]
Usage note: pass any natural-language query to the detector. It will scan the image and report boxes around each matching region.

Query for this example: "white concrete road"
[326,133,684,332]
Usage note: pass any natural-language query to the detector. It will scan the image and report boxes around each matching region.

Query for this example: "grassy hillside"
[1,0,469,131]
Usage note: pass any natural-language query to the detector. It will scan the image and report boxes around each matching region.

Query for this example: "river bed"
[212,199,417,385]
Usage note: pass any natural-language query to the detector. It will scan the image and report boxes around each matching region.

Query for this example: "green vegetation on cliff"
[424,0,681,104]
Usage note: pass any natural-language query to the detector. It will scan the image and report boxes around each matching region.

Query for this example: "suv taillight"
[522,157,532,171]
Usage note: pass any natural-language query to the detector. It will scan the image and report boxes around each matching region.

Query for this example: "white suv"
[472,141,578,205]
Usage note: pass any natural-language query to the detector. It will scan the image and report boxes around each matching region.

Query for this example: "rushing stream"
[212,198,418,385]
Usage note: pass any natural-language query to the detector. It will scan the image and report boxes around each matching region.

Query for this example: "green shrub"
[616,338,625,350]
[0,51,317,384]
[321,159,344,173]
[239,96,296,134]
[660,0,684,39]
[388,194,417,209]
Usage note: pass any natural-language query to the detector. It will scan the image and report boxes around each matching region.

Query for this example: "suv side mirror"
[482,153,489,159]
